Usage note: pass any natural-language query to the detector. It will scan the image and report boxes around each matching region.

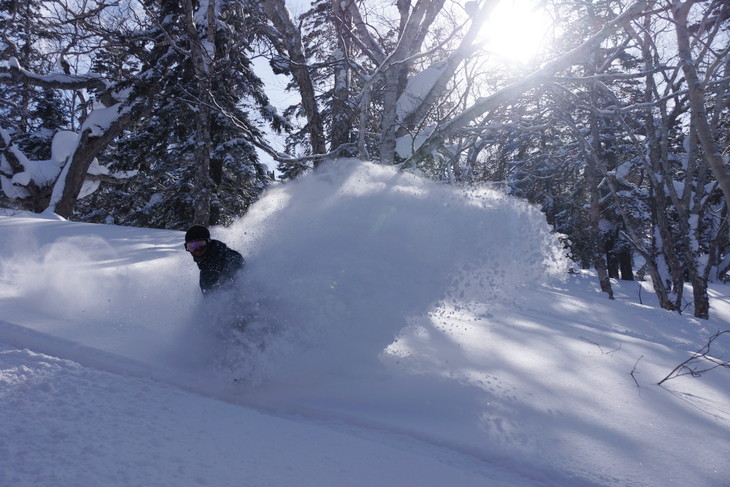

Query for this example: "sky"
[1,159,729,487]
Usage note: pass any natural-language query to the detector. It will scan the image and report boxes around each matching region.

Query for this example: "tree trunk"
[330,1,352,152]
[51,106,136,217]
[262,0,326,162]
[585,155,614,299]
[671,0,728,318]
[379,68,404,163]
[674,0,730,230]
[183,0,214,224]
[607,251,619,280]
[629,12,682,312]
[618,249,634,281]
[587,57,614,300]
[378,0,445,163]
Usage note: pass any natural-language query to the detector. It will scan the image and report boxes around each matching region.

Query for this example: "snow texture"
[0,159,728,487]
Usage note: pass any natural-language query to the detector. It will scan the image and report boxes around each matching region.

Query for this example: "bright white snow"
[0,159,728,487]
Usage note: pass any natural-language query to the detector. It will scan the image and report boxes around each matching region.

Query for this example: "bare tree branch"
[403,0,649,168]
[658,330,730,385]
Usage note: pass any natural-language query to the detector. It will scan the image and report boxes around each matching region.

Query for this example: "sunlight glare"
[481,0,553,65]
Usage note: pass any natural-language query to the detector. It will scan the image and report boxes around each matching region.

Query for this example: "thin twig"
[580,336,622,354]
[631,355,644,387]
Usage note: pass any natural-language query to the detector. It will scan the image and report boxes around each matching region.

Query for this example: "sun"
[480,0,554,66]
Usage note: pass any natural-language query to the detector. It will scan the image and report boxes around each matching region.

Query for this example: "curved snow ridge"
[0,319,226,399]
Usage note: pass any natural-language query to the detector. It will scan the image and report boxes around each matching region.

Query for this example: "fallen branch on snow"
[658,330,730,385]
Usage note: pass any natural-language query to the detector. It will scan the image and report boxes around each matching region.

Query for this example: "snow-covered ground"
[1,160,728,487]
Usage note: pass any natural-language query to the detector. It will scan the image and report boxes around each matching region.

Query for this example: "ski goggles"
[185,240,208,252]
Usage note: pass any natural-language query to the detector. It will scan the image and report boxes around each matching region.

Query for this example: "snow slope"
[1,159,728,487]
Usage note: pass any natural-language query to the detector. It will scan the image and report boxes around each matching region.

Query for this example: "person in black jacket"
[185,225,244,296]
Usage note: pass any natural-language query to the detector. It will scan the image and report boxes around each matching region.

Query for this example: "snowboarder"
[185,225,244,296]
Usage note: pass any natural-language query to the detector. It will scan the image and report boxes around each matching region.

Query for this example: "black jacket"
[193,240,244,295]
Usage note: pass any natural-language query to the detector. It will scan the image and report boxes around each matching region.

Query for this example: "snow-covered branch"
[402,0,649,167]
[1,57,108,94]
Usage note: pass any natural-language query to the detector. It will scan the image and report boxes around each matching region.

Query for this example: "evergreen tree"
[0,0,71,210]
[74,0,283,228]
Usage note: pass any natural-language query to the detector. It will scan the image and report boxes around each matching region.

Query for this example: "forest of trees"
[1,0,728,319]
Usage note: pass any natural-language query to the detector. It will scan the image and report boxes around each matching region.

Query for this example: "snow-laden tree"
[256,0,507,174]
[477,0,729,318]
[0,0,70,211]
[1,0,282,227]
[76,0,284,228]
